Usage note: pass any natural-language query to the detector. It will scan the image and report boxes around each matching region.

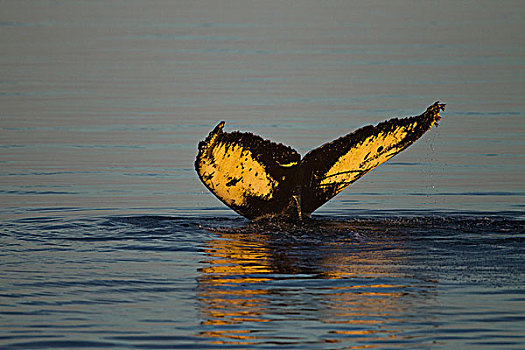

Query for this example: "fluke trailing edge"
[195,102,445,220]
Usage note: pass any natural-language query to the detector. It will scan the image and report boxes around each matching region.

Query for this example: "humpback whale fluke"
[195,102,445,220]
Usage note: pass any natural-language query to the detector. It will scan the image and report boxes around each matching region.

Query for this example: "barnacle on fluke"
[195,102,445,220]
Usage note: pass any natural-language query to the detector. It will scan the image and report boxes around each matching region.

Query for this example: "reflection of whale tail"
[195,102,445,220]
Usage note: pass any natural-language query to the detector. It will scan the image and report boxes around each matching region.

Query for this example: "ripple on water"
[1,214,524,349]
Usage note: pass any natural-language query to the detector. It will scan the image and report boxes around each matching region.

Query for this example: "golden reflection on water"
[197,221,436,348]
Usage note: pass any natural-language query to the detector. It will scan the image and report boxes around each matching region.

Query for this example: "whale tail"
[195,102,445,220]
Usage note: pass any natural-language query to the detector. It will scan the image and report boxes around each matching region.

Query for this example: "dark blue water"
[1,1,524,348]
[1,214,524,349]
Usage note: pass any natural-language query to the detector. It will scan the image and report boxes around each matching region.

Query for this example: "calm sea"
[1,1,524,349]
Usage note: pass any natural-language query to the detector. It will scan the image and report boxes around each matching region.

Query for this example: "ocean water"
[1,1,524,349]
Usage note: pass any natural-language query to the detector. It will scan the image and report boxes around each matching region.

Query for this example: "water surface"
[2,215,524,349]
[1,1,524,349]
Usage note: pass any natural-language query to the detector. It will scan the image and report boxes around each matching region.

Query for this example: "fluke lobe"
[195,102,445,220]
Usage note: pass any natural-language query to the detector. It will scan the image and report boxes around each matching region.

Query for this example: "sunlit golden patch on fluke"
[196,102,445,220]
